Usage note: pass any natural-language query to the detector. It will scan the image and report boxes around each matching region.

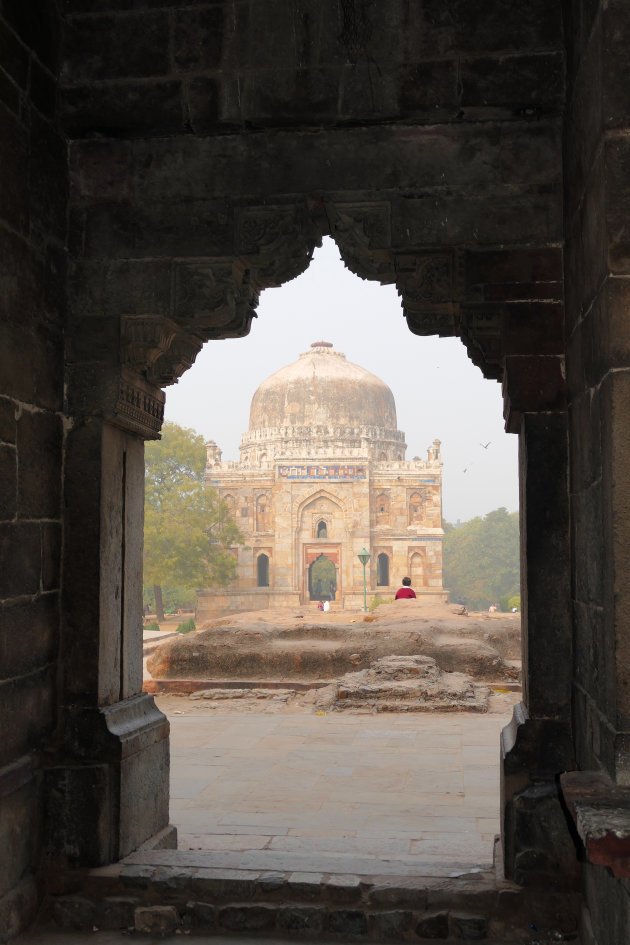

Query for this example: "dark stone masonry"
[1,1,630,942]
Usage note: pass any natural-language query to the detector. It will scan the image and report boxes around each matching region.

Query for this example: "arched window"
[317,520,328,538]
[257,553,270,587]
[408,491,424,525]
[256,494,269,532]
[376,493,390,525]
[377,553,390,587]
[410,551,424,587]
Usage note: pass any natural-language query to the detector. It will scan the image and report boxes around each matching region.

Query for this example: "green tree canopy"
[144,422,243,619]
[443,507,520,611]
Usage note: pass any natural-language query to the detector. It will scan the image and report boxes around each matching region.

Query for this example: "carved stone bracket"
[326,201,395,283]
[235,204,320,289]
[395,250,461,339]
[119,261,260,388]
[113,367,165,440]
[121,315,179,374]
[459,308,505,380]
[173,259,258,332]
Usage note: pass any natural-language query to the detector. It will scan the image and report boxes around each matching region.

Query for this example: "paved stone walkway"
[168,709,510,878]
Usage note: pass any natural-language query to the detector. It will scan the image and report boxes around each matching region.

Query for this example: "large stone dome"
[249,342,397,431]
[239,342,406,464]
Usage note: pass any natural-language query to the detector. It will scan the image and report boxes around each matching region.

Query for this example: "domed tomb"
[200,342,445,619]
[240,342,406,464]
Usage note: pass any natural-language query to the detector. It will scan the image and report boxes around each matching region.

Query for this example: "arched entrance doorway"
[308,552,337,601]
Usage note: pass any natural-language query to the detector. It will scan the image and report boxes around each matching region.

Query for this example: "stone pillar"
[46,366,174,869]
[500,360,578,886]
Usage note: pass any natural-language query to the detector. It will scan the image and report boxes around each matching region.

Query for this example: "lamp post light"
[357,547,371,612]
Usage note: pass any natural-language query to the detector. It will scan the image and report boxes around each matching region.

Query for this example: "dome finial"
[311,340,333,348]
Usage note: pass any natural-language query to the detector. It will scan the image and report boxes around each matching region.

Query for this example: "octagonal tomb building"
[197,341,445,618]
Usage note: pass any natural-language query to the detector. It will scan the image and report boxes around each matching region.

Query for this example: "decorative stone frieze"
[113,368,165,440]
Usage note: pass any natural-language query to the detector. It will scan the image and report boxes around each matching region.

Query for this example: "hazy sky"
[164,238,518,523]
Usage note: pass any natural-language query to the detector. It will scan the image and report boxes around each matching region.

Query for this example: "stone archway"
[63,143,571,884]
[308,553,337,602]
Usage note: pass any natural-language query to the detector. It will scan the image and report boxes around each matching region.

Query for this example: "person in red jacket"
[395,577,416,599]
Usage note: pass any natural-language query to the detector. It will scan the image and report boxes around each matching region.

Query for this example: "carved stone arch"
[375,492,390,526]
[294,488,347,527]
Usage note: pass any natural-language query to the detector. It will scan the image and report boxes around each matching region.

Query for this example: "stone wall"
[0,0,67,935]
[564,2,630,940]
[565,0,630,785]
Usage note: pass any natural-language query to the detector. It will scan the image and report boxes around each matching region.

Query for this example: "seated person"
[395,577,416,599]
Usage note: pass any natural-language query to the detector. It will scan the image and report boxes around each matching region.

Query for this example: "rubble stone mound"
[314,655,489,713]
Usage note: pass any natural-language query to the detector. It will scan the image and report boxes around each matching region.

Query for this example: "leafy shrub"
[145,621,160,633]
[177,617,196,634]
[508,595,521,612]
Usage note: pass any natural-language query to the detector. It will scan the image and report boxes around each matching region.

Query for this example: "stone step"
[42,850,580,943]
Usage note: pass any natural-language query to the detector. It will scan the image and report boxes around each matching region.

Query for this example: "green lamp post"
[357,547,371,612]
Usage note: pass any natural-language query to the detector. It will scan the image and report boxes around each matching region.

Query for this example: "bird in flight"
[480,441,491,449]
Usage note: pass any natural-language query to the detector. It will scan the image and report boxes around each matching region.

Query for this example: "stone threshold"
[143,678,330,694]
[42,840,580,942]
[561,770,630,878]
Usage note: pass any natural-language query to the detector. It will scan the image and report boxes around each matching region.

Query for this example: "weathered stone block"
[63,13,169,83]
[152,866,192,892]
[602,0,630,129]
[0,595,57,678]
[120,865,157,888]
[277,906,324,933]
[257,871,286,894]
[461,53,563,108]
[368,909,413,937]
[286,871,323,899]
[0,398,16,444]
[416,910,449,938]
[16,409,62,519]
[0,318,63,413]
[134,904,179,936]
[0,108,28,233]
[328,908,368,934]
[190,870,257,900]
[53,895,96,930]
[0,522,41,599]
[218,904,276,932]
[183,76,220,134]
[369,881,427,909]
[41,523,61,591]
[0,444,16,520]
[63,80,183,138]
[184,900,216,930]
[0,772,39,899]
[0,872,38,941]
[398,61,457,112]
[173,7,223,71]
[451,911,488,939]
[100,896,138,930]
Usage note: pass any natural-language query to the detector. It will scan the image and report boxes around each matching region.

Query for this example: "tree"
[443,507,520,611]
[144,422,243,620]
